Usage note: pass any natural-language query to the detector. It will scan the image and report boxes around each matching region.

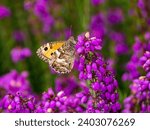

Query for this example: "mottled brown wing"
[48,37,76,74]
[37,37,76,74]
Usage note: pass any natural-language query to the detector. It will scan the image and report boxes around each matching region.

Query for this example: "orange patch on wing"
[43,42,65,59]
[52,41,65,50]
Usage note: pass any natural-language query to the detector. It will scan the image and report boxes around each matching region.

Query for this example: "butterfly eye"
[44,47,48,51]
[51,53,54,56]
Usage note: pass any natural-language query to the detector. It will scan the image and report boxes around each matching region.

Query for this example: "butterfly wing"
[49,37,76,74]
[36,41,65,62]
[36,37,76,74]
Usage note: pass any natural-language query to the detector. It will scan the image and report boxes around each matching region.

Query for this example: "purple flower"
[137,0,145,9]
[144,32,150,41]
[109,32,125,43]
[107,8,124,24]
[12,31,25,42]
[122,95,135,113]
[55,76,80,96]
[64,28,72,40]
[0,93,36,113]
[90,13,106,38]
[0,70,32,96]
[11,47,32,63]
[91,0,105,6]
[122,37,143,81]
[137,0,150,24]
[123,50,150,112]
[0,5,11,19]
[33,0,54,33]
[110,32,128,55]
[115,43,128,55]
[75,32,121,112]
[123,75,150,112]
[140,51,150,72]
[35,88,89,113]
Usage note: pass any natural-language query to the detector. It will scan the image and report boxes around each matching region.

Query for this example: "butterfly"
[36,36,76,74]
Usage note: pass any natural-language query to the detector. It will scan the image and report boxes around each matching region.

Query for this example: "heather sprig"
[35,87,89,113]
[76,32,121,112]
[0,93,36,113]
[24,0,54,34]
[123,50,150,112]
[122,32,150,82]
[0,70,32,96]
[123,75,150,112]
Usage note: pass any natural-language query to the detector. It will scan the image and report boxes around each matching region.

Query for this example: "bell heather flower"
[0,5,11,19]
[122,32,150,82]
[107,8,124,24]
[36,87,89,113]
[122,37,143,81]
[0,93,36,113]
[140,51,150,72]
[11,47,32,63]
[123,75,150,112]
[0,70,32,96]
[76,32,121,112]
[123,50,150,112]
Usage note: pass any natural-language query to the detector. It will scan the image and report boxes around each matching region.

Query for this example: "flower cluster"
[90,13,106,39]
[36,85,90,113]
[2,0,150,114]
[34,0,54,33]
[24,0,54,33]
[107,8,124,25]
[123,50,150,112]
[122,32,150,81]
[0,93,36,113]
[0,5,11,19]
[89,8,127,56]
[123,75,150,112]
[11,47,32,63]
[122,37,144,81]
[76,32,121,112]
[0,80,90,113]
[140,51,150,72]
[0,70,32,96]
